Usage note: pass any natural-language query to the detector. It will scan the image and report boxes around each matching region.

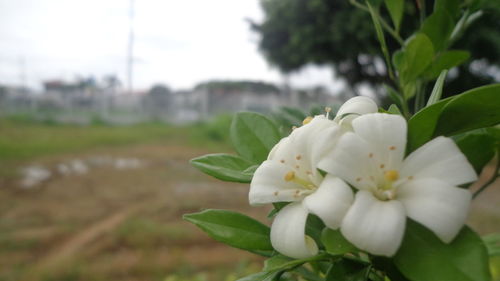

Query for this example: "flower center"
[374,169,399,201]
[284,171,316,190]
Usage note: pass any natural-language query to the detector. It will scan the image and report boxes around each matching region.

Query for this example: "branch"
[473,154,500,199]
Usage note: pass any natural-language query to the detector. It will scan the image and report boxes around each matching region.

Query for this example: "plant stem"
[473,154,500,199]
[349,0,404,45]
[418,0,426,24]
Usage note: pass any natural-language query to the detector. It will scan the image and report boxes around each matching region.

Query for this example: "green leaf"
[384,0,404,31]
[392,50,404,72]
[420,9,454,51]
[263,255,295,272]
[435,84,500,136]
[434,0,461,18]
[279,107,307,124]
[394,220,491,281]
[384,84,404,108]
[190,153,256,183]
[325,258,371,281]
[426,70,448,106]
[372,257,411,281]
[230,112,281,163]
[236,271,281,281]
[183,209,273,254]
[268,202,290,218]
[407,96,452,152]
[321,228,357,255]
[407,84,500,152]
[483,233,500,257]
[400,34,435,84]
[306,214,325,246]
[387,104,403,115]
[454,129,496,173]
[263,254,328,272]
[423,50,470,80]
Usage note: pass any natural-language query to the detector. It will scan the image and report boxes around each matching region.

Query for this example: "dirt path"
[32,204,143,272]
[0,143,498,281]
[0,143,267,281]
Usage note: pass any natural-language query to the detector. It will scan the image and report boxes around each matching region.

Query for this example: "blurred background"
[0,0,499,280]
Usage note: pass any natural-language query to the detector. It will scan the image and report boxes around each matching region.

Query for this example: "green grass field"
[0,115,232,176]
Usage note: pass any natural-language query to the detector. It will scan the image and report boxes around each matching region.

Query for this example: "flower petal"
[318,132,375,190]
[292,115,338,184]
[334,96,378,123]
[397,178,471,243]
[341,191,406,257]
[249,160,306,205]
[270,202,319,259]
[400,136,477,186]
[308,125,341,183]
[351,113,407,170]
[303,175,354,229]
[268,137,294,163]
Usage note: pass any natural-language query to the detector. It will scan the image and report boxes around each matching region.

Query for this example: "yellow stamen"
[384,170,399,182]
[284,171,295,181]
[284,171,315,190]
[302,116,313,125]
[325,107,332,118]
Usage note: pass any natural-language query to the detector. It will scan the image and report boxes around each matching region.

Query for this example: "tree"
[250,0,500,98]
[143,84,173,120]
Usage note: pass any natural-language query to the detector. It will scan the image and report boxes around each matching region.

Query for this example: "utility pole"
[127,0,135,94]
[19,56,26,92]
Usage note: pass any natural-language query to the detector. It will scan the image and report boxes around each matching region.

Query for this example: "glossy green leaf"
[321,228,357,255]
[408,84,500,152]
[236,271,280,281]
[423,50,470,79]
[435,84,500,136]
[230,112,281,163]
[395,220,491,281]
[400,34,434,84]
[426,70,448,106]
[454,129,496,173]
[407,96,452,152]
[184,209,273,253]
[384,0,404,31]
[421,9,454,51]
[190,153,256,183]
[325,259,371,281]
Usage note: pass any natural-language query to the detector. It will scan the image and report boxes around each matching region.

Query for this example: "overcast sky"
[0,0,339,91]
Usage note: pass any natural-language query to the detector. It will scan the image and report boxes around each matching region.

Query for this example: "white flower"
[249,96,377,259]
[318,113,477,257]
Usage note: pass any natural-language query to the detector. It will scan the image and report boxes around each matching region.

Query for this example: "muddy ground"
[0,143,498,281]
